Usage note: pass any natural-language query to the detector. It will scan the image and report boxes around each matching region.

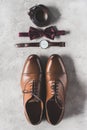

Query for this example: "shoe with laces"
[21,55,43,125]
[46,54,68,125]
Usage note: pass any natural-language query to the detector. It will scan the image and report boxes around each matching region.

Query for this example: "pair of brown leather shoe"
[21,54,67,125]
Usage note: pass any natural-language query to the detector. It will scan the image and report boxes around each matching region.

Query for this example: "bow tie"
[19,26,67,40]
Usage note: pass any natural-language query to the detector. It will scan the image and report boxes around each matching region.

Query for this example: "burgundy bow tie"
[19,26,67,40]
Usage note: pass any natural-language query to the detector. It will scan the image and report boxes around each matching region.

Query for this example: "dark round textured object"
[28,5,50,27]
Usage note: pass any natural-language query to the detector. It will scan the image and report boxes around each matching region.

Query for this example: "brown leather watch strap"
[15,43,39,47]
[49,42,65,47]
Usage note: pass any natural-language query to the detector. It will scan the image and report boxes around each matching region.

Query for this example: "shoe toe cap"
[23,55,42,74]
[46,54,66,74]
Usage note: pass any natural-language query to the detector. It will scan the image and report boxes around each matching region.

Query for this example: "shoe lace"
[51,80,64,108]
[51,81,59,98]
[23,80,40,100]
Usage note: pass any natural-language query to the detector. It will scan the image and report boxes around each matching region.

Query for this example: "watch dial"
[40,40,48,49]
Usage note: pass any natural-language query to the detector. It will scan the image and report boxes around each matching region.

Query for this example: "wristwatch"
[15,40,65,49]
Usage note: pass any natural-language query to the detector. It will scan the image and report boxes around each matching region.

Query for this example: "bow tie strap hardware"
[19,26,67,40]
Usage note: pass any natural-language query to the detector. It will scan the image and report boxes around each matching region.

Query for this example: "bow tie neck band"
[19,26,67,40]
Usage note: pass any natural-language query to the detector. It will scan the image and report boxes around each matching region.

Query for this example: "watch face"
[40,40,48,49]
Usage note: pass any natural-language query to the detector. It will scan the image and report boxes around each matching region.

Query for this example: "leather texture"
[28,4,49,27]
[21,55,43,125]
[46,54,68,125]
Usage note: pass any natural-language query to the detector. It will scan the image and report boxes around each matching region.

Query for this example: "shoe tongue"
[28,96,40,103]
[50,95,63,109]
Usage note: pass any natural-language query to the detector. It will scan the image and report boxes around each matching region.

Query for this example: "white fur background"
[0,0,87,129]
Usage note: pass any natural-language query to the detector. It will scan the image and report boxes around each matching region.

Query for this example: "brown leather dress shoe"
[21,55,43,125]
[46,54,68,125]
